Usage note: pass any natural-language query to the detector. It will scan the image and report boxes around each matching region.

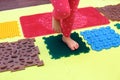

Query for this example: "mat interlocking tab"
[43,32,90,59]
[114,23,120,29]
[0,21,20,39]
[80,26,120,51]
[20,7,109,38]
[97,4,120,21]
[0,39,43,72]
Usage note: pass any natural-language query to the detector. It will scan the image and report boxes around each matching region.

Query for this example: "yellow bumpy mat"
[0,21,20,39]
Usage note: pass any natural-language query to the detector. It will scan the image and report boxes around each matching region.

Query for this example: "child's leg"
[61,0,80,50]
[50,0,71,33]
[50,0,71,20]
[61,0,80,37]
[50,0,80,50]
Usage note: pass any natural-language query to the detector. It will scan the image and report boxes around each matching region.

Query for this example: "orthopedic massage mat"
[0,21,20,39]
[0,39,43,72]
[81,26,120,51]
[0,0,50,11]
[97,4,120,21]
[20,7,109,38]
[43,32,90,59]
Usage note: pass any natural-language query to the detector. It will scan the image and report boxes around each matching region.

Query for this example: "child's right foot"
[62,36,79,50]
[52,17,61,33]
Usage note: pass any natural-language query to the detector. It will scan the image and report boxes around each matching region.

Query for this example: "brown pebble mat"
[0,39,44,72]
[97,4,120,21]
[0,0,50,11]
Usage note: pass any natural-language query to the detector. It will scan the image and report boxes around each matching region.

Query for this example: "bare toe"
[71,45,76,50]
[62,36,79,50]
[75,42,79,49]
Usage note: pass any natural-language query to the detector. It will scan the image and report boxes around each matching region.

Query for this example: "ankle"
[53,17,60,23]
[62,36,72,42]
[62,36,70,39]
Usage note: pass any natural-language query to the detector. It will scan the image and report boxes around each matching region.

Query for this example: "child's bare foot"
[62,36,79,50]
[52,17,61,33]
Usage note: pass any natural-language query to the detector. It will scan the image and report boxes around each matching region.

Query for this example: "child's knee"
[53,8,70,20]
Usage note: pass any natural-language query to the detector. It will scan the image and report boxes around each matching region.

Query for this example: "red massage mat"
[20,7,110,38]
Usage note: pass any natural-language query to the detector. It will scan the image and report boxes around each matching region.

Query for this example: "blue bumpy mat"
[80,26,120,51]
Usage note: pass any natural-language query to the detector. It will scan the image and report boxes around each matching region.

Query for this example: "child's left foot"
[52,17,61,33]
[62,36,79,50]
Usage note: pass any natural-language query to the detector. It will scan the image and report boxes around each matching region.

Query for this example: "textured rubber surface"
[0,0,50,11]
[0,39,43,72]
[20,7,109,38]
[0,21,20,39]
[43,32,90,59]
[97,4,120,21]
[81,26,120,51]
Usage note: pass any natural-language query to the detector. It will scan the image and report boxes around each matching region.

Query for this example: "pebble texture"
[0,39,43,72]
